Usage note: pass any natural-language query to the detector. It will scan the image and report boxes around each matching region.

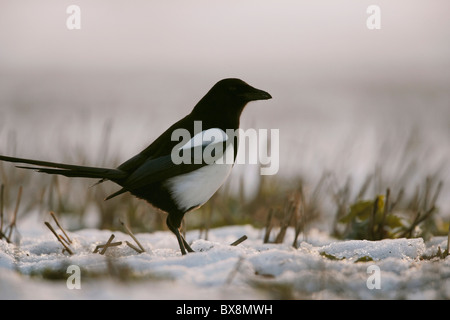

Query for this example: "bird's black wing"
[106,141,230,200]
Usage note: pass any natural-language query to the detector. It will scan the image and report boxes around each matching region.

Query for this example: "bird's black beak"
[240,86,272,102]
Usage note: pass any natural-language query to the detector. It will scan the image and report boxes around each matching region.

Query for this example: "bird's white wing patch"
[165,135,234,212]
[180,128,228,150]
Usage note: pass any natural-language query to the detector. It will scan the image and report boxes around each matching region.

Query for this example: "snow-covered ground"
[1,0,449,302]
[1,213,449,300]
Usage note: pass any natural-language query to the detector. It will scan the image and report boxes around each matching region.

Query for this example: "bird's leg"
[167,216,194,255]
[173,227,187,255]
[182,237,194,253]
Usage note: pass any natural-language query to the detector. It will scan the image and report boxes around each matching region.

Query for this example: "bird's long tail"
[0,155,127,181]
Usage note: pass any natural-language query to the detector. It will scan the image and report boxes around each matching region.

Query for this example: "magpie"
[0,78,272,255]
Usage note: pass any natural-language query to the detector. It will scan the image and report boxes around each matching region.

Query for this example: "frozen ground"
[0,213,449,300]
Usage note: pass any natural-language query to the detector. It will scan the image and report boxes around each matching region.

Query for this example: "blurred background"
[0,0,449,234]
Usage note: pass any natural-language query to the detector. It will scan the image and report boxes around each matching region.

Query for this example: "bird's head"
[211,78,272,103]
[192,78,272,125]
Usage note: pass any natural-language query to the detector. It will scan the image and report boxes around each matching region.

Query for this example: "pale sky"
[1,0,450,211]
[1,0,449,84]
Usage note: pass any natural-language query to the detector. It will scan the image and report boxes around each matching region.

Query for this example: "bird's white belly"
[165,162,233,212]
[165,127,235,212]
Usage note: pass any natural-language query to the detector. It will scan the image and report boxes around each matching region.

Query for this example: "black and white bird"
[0,78,272,254]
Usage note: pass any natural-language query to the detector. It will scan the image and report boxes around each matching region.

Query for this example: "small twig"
[416,207,436,227]
[120,219,145,253]
[99,234,116,255]
[406,211,422,238]
[94,240,123,253]
[399,206,436,238]
[0,229,11,243]
[230,235,247,246]
[263,208,274,243]
[50,211,72,244]
[292,190,304,248]
[446,223,450,257]
[6,186,22,240]
[58,234,71,247]
[275,200,295,244]
[44,222,73,255]
[369,195,380,240]
[378,188,390,239]
[125,241,144,253]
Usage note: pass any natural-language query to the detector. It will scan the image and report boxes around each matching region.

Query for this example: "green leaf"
[320,252,345,261]
[355,256,373,263]
[384,214,404,229]
[339,196,385,224]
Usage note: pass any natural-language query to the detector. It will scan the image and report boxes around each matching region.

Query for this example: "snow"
[1,215,449,300]
[319,238,426,261]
